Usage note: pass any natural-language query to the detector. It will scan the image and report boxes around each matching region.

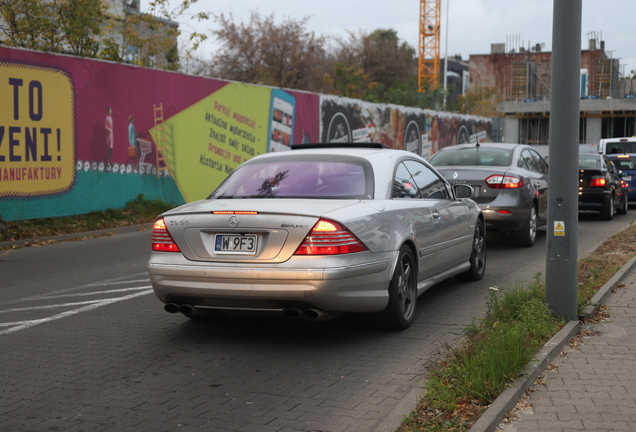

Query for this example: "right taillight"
[590,177,607,187]
[151,218,181,252]
[294,219,368,255]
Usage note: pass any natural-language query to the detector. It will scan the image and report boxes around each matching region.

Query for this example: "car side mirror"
[453,184,474,199]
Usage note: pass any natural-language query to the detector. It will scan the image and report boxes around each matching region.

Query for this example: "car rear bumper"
[147,253,394,314]
[479,207,529,231]
[474,191,538,232]
[579,190,611,211]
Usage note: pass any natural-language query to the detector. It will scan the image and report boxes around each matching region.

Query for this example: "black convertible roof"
[290,143,388,150]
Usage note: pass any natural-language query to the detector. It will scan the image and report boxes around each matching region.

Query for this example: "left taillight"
[590,177,607,187]
[485,174,524,189]
[294,219,368,255]
[151,218,181,252]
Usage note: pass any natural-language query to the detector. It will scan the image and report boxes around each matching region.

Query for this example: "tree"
[455,85,501,117]
[0,0,208,71]
[100,0,199,70]
[209,11,330,92]
[360,29,416,101]
[323,62,377,100]
[329,29,416,102]
[0,0,104,57]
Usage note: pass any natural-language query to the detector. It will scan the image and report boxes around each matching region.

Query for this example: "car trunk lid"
[160,199,361,262]
[434,166,509,204]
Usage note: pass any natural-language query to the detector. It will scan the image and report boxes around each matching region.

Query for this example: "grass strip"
[400,223,636,431]
[0,194,173,245]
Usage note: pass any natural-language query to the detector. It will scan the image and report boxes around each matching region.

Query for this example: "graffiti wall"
[0,47,490,222]
[320,96,491,158]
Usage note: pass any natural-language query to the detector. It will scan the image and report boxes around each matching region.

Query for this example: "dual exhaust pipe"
[283,307,339,322]
[164,303,196,316]
[164,303,336,322]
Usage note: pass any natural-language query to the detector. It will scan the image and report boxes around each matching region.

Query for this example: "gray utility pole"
[545,0,582,321]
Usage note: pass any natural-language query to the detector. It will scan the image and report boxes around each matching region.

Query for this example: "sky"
[160,0,636,77]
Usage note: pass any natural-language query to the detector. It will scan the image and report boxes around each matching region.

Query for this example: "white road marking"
[84,279,150,287]
[37,285,152,300]
[0,289,153,335]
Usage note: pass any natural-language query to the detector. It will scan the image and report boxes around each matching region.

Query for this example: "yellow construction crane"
[418,0,441,92]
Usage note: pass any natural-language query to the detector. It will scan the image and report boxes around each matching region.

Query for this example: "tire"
[378,245,417,330]
[515,205,538,247]
[617,193,628,215]
[601,195,614,220]
[456,218,487,281]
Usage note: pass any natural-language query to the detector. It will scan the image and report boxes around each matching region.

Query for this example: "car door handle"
[433,211,441,219]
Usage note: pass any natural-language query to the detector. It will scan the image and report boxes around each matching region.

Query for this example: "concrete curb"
[0,223,152,249]
[375,386,425,432]
[468,253,636,432]
[581,254,636,319]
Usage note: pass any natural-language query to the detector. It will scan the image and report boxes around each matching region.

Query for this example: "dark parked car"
[428,143,548,247]
[606,153,636,204]
[578,153,628,220]
[147,143,486,330]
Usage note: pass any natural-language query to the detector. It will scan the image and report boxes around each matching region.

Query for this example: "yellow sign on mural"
[150,83,270,202]
[0,63,75,197]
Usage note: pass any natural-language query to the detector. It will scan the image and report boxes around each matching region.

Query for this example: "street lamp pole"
[545,0,582,321]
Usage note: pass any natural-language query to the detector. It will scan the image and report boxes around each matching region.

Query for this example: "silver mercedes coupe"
[147,144,486,329]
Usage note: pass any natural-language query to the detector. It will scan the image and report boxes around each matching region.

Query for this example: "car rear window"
[606,142,636,154]
[578,155,601,169]
[609,156,636,170]
[209,158,373,199]
[429,147,512,167]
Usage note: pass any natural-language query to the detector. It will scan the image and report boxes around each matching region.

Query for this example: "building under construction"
[468,37,636,146]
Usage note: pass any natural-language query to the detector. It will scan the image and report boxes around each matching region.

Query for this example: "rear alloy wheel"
[617,193,628,215]
[456,218,486,281]
[601,195,614,220]
[516,205,538,247]
[379,245,417,330]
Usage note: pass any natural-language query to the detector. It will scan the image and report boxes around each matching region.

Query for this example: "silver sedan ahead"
[429,142,548,247]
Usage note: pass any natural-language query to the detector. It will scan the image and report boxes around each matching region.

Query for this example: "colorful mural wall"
[0,47,490,222]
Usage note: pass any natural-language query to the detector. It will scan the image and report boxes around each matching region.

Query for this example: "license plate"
[624,176,632,181]
[214,234,257,254]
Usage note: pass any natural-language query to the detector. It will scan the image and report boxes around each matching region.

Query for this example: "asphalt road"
[1,211,634,432]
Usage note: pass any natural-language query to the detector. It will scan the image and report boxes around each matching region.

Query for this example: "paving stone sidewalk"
[496,269,636,432]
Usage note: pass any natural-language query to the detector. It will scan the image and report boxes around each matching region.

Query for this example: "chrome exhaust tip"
[164,303,179,314]
[178,304,195,316]
[283,308,303,319]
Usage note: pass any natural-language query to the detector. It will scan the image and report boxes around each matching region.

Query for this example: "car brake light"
[590,177,606,187]
[294,219,368,255]
[151,218,181,252]
[485,174,524,189]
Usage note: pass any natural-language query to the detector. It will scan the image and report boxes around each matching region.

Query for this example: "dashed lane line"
[0,289,154,335]
[35,285,152,300]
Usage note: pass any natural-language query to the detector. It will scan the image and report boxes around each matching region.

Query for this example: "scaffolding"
[511,61,537,100]
[594,58,619,99]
